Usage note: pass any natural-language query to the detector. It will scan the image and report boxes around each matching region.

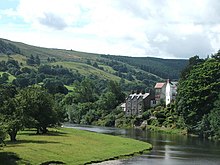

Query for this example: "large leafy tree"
[0,84,23,141]
[42,78,68,94]
[107,80,125,105]
[97,81,125,111]
[177,55,220,136]
[16,86,65,134]
[72,78,98,103]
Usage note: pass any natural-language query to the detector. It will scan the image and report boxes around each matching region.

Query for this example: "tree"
[92,62,98,68]
[26,54,35,65]
[16,86,64,134]
[68,102,96,124]
[86,59,92,65]
[12,74,30,87]
[176,55,220,136]
[107,81,125,105]
[0,73,9,84]
[0,84,23,141]
[180,55,204,80]
[98,92,117,111]
[208,94,220,138]
[73,78,97,103]
[43,78,68,94]
[0,114,7,145]
[35,55,41,65]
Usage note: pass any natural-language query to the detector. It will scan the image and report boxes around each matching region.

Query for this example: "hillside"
[0,38,188,91]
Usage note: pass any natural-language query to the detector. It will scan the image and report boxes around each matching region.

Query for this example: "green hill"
[0,38,188,91]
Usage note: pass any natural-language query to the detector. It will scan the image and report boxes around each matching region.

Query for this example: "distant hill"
[101,55,187,80]
[0,38,188,91]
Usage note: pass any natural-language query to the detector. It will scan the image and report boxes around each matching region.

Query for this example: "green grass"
[99,64,115,74]
[2,38,101,61]
[51,61,122,82]
[65,85,74,91]
[0,128,152,165]
[0,54,26,64]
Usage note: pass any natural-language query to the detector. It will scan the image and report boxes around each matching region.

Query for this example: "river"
[64,123,220,165]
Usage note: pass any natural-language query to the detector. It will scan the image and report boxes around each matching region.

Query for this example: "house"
[165,80,178,105]
[155,82,166,102]
[125,92,153,116]
[151,79,177,107]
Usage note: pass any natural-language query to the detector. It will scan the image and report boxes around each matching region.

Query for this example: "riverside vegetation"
[0,38,219,163]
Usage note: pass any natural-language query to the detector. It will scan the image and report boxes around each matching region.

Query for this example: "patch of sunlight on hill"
[51,61,122,82]
[0,71,16,82]
[65,85,74,91]
[0,54,26,64]
[99,64,115,74]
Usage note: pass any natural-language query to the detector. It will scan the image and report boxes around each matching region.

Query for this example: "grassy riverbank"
[147,125,187,135]
[0,127,152,165]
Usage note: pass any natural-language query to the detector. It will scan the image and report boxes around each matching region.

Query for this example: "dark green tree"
[180,55,204,79]
[107,81,125,105]
[73,78,97,103]
[92,62,99,68]
[208,94,220,138]
[0,84,23,141]
[35,55,41,65]
[176,55,220,136]
[26,54,35,65]
[43,78,68,94]
[98,92,117,111]
[0,114,7,145]
[16,86,64,134]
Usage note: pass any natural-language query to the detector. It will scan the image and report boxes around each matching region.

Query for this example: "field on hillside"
[51,61,122,82]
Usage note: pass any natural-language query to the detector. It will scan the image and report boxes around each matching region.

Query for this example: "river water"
[64,123,220,165]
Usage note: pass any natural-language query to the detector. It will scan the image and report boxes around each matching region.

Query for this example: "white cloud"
[153,34,169,43]
[0,8,17,17]
[1,0,220,58]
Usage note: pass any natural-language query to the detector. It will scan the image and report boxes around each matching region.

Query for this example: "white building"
[151,80,177,107]
[166,80,178,105]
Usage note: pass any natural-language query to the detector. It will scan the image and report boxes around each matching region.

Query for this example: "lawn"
[0,127,152,165]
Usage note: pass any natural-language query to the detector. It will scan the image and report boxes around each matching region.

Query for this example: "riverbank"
[0,127,152,164]
[147,125,187,135]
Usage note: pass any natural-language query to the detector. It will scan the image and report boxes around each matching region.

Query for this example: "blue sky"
[0,0,220,59]
[0,0,19,10]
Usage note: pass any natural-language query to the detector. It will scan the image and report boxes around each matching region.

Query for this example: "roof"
[128,93,150,100]
[171,81,178,86]
[142,93,150,99]
[155,82,165,88]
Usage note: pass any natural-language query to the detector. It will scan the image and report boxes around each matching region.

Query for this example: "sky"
[0,0,220,59]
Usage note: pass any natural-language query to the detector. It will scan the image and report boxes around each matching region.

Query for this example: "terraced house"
[125,92,153,116]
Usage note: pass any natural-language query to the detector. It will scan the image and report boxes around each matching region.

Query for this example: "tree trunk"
[9,128,17,142]
[36,128,40,134]
[41,127,48,134]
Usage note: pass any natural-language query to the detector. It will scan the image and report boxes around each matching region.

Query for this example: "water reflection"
[64,123,220,165]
